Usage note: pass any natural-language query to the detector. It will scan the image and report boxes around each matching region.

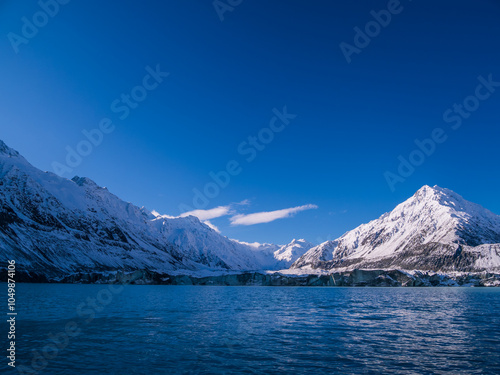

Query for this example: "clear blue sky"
[1,0,499,244]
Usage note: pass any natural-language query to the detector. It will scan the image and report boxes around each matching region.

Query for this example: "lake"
[12,284,500,374]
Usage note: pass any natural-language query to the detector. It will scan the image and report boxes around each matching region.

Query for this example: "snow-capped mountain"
[0,140,298,277]
[273,239,315,268]
[292,185,500,273]
[228,239,315,270]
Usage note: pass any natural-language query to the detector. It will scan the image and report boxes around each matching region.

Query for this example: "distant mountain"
[273,239,315,268]
[292,185,500,273]
[0,140,299,278]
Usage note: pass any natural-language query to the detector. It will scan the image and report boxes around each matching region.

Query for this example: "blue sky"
[1,0,499,245]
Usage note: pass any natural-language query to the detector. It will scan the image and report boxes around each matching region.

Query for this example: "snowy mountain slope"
[230,240,281,269]
[273,239,315,268]
[292,185,500,273]
[229,239,314,269]
[0,140,289,277]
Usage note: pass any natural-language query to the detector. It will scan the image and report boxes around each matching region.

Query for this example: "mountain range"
[1,139,499,283]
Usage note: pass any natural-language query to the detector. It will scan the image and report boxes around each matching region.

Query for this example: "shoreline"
[3,268,500,287]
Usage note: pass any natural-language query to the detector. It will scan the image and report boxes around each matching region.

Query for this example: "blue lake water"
[11,284,500,374]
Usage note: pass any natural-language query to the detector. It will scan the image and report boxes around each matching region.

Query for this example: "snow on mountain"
[0,140,288,277]
[292,185,500,273]
[229,239,315,270]
[230,240,281,269]
[273,239,315,268]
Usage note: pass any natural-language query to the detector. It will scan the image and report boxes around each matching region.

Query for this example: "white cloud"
[151,210,175,219]
[203,220,221,233]
[230,204,318,226]
[180,205,232,221]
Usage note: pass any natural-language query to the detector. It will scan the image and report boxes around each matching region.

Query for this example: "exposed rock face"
[292,186,500,273]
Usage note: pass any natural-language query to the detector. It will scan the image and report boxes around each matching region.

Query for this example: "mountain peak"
[293,185,500,272]
[274,238,315,265]
[415,184,444,196]
[289,238,310,246]
[0,140,20,158]
[71,176,100,189]
[412,185,465,204]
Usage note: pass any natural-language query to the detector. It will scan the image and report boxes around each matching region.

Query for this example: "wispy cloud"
[180,205,232,221]
[151,210,175,219]
[202,220,221,233]
[180,200,252,221]
[230,204,318,226]
[237,199,251,206]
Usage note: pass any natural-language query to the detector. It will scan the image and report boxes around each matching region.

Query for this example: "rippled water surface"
[14,284,500,374]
